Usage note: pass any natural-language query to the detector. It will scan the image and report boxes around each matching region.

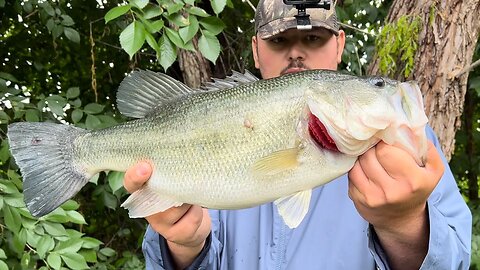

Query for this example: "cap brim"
[257,17,339,39]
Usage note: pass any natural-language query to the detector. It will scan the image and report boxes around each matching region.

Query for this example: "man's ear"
[336,30,346,64]
[252,35,260,69]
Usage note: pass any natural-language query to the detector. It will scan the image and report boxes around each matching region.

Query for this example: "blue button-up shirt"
[143,127,472,269]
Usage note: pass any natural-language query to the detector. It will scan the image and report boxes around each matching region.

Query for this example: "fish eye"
[368,77,385,87]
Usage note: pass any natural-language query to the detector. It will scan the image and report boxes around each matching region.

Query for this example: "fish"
[7,69,429,228]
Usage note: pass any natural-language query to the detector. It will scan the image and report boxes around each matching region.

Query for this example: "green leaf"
[61,200,80,211]
[130,0,149,9]
[61,253,89,269]
[210,0,226,14]
[120,21,146,59]
[86,114,101,129]
[47,96,67,116]
[166,2,184,15]
[0,249,6,259]
[21,252,30,269]
[199,16,225,35]
[40,2,55,16]
[0,179,19,194]
[54,239,83,254]
[108,171,125,193]
[0,261,6,270]
[81,237,103,249]
[105,5,131,23]
[84,103,105,114]
[61,15,75,26]
[0,0,4,8]
[4,205,22,234]
[64,27,80,43]
[71,109,83,123]
[198,31,220,63]
[66,210,87,224]
[66,87,80,99]
[47,253,62,269]
[37,235,55,259]
[159,34,177,71]
[43,222,68,236]
[143,5,163,19]
[145,32,160,53]
[0,111,9,124]
[187,6,209,17]
[0,72,18,82]
[99,247,116,257]
[25,109,40,122]
[52,24,64,39]
[165,27,185,48]
[179,16,199,43]
[79,249,97,263]
[3,192,24,207]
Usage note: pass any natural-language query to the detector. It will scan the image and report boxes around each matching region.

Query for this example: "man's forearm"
[374,206,429,270]
[167,240,206,270]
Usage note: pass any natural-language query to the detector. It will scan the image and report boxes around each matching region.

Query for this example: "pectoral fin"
[121,186,183,218]
[251,147,301,177]
[274,189,312,228]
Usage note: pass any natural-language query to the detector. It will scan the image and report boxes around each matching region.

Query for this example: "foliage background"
[0,0,478,269]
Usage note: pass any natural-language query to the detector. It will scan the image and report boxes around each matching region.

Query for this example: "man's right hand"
[124,161,212,269]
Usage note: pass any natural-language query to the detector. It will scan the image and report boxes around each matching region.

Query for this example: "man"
[123,0,472,269]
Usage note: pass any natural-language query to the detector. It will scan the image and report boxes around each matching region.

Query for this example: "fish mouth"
[307,112,339,152]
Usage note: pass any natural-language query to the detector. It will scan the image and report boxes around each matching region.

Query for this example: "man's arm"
[349,129,471,270]
[124,162,212,269]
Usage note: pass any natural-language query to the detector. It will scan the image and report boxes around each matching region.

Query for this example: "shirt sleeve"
[367,126,472,270]
[142,214,224,270]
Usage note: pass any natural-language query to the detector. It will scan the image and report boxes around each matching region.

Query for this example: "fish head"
[301,70,428,165]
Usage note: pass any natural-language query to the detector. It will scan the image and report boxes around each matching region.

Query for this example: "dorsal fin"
[200,70,259,91]
[116,70,194,118]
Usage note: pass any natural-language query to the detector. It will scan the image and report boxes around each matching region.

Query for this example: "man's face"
[252,27,346,79]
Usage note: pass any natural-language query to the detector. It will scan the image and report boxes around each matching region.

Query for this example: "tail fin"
[7,122,89,217]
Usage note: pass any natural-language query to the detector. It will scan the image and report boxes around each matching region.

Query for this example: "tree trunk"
[178,37,212,88]
[368,0,480,160]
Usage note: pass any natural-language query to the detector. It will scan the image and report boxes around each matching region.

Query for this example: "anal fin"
[274,189,312,228]
[121,187,183,218]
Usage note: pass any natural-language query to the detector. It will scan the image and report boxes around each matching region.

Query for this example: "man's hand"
[348,140,444,270]
[124,162,211,269]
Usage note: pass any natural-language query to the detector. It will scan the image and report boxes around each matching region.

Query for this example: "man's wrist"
[159,233,212,270]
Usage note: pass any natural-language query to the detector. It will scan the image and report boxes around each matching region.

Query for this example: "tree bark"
[368,0,480,160]
[178,37,212,88]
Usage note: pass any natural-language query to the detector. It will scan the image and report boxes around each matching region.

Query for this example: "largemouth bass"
[7,69,428,228]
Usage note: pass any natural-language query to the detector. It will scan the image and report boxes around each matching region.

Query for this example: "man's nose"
[287,43,306,60]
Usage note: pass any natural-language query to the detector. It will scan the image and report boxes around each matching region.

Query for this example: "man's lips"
[281,67,307,75]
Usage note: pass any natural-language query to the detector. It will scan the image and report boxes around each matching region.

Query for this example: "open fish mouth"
[307,112,339,152]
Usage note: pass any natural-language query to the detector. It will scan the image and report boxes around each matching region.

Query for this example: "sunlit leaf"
[179,15,198,43]
[107,171,125,193]
[187,6,209,17]
[211,0,226,14]
[130,0,149,9]
[198,31,220,63]
[105,5,131,23]
[47,253,62,269]
[37,235,55,259]
[86,114,101,129]
[159,34,177,71]
[119,21,146,58]
[66,211,87,224]
[199,16,225,35]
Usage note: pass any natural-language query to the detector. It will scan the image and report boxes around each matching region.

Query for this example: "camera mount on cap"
[283,0,331,30]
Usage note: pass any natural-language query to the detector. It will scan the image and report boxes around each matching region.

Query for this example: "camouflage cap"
[255,0,339,39]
